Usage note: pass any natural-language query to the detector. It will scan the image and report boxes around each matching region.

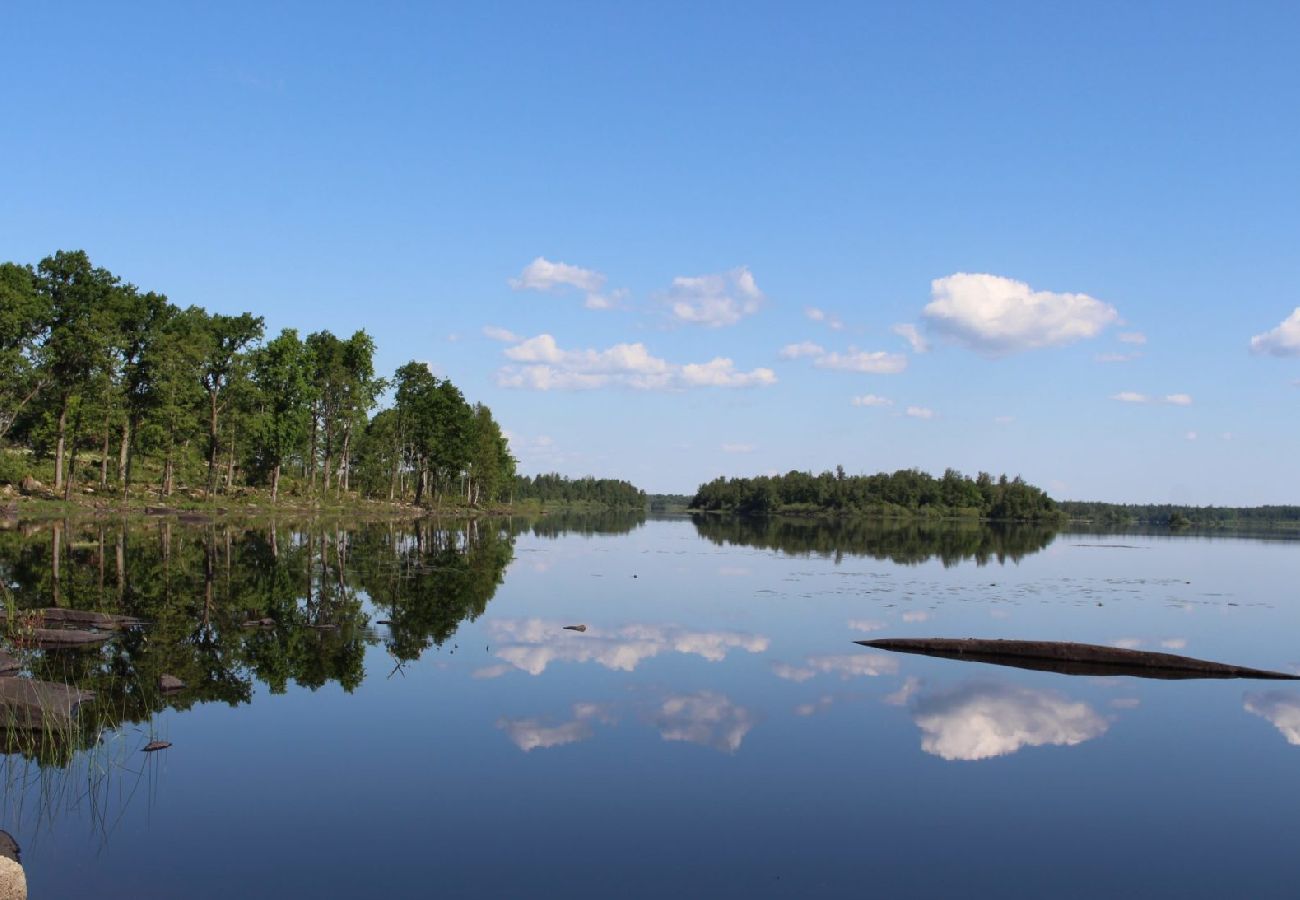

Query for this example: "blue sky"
[3,2,1298,501]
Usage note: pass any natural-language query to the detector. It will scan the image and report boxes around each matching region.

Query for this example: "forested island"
[690,467,1063,521]
[0,249,652,513]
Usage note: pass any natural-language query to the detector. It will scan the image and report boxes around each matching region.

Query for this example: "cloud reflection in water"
[650,691,758,753]
[482,618,769,676]
[909,682,1109,761]
[1244,691,1300,745]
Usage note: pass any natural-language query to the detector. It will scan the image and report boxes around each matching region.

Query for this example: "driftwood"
[859,637,1300,680]
[563,624,587,633]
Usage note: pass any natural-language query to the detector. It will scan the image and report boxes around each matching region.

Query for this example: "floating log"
[858,637,1300,680]
[0,677,95,729]
[0,608,146,630]
[562,624,587,633]
[142,740,171,752]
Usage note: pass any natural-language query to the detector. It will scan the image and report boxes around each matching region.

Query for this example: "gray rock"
[159,674,185,693]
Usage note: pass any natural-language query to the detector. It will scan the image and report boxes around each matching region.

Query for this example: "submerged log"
[859,637,1300,680]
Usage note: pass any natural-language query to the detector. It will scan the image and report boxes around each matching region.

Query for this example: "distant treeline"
[690,467,1062,521]
[512,473,646,507]
[1060,502,1300,529]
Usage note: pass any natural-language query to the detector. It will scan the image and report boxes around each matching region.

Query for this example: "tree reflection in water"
[0,515,519,773]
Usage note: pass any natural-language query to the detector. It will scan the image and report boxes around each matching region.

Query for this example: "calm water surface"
[2,514,1299,898]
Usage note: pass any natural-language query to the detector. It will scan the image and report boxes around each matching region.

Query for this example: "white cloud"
[851,395,892,408]
[902,610,931,622]
[1095,351,1142,363]
[1111,637,1143,650]
[651,691,757,753]
[911,682,1108,761]
[923,272,1118,355]
[1245,691,1300,745]
[1185,431,1198,441]
[509,256,621,309]
[495,333,775,391]
[805,307,844,331]
[1160,638,1187,650]
[1118,331,1147,345]
[993,415,1015,425]
[893,323,930,353]
[721,443,755,454]
[485,619,769,675]
[1250,308,1300,357]
[779,341,825,359]
[483,325,522,343]
[667,266,764,327]
[1110,392,1192,406]
[814,350,909,374]
[905,406,935,420]
[847,619,887,633]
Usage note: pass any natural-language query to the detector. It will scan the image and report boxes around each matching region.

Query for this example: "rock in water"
[159,674,185,693]
[0,854,24,900]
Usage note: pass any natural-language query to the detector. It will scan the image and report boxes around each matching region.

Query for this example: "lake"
[2,513,1299,898]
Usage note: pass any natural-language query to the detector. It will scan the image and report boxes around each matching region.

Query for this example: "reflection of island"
[479,619,769,676]
[691,516,1058,567]
[519,510,647,539]
[1244,691,1300,745]
[907,681,1108,761]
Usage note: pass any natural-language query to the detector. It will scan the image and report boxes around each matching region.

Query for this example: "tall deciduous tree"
[197,312,263,497]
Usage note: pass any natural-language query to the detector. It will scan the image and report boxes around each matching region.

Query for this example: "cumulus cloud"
[910,682,1108,761]
[905,406,935,420]
[495,333,775,391]
[483,325,522,342]
[1250,308,1300,357]
[1245,691,1300,745]
[667,267,764,327]
[651,691,758,753]
[885,676,921,707]
[1111,637,1143,650]
[805,307,844,331]
[485,619,769,676]
[509,257,622,309]
[1095,351,1142,363]
[814,350,909,374]
[847,619,887,633]
[923,272,1118,355]
[901,610,931,623]
[851,395,892,408]
[1118,331,1147,345]
[893,323,930,353]
[1160,638,1187,650]
[1110,392,1193,406]
[779,341,825,359]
